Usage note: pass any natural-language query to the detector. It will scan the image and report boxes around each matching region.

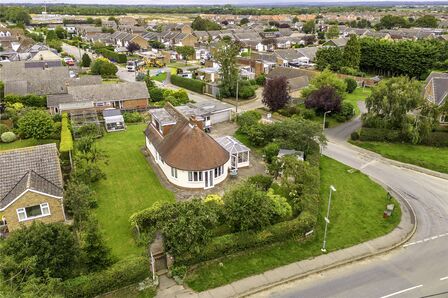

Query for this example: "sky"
[2,0,448,4]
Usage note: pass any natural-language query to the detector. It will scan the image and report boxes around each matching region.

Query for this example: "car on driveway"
[63,57,75,66]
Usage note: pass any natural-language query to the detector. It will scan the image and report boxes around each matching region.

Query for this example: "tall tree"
[262,76,290,111]
[343,35,361,69]
[301,69,347,98]
[126,41,140,54]
[81,218,112,272]
[315,47,344,71]
[326,25,340,39]
[175,46,195,65]
[302,20,315,34]
[215,40,240,98]
[305,86,342,113]
[81,53,91,67]
[414,15,439,28]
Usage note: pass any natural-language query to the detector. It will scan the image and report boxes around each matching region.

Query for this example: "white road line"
[440,276,448,281]
[403,232,448,248]
[380,285,423,298]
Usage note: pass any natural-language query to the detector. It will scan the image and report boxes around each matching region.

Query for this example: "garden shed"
[215,136,250,170]
[102,109,125,132]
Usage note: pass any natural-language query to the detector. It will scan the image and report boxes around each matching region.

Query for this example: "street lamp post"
[321,185,336,253]
[235,72,239,120]
[323,110,331,130]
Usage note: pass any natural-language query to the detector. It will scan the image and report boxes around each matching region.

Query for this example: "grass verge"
[350,140,448,174]
[94,124,175,259]
[185,156,401,291]
[344,87,371,115]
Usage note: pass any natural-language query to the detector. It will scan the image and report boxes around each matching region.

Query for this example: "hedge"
[177,211,316,265]
[171,75,205,94]
[96,48,127,63]
[59,113,73,152]
[4,94,47,107]
[421,131,448,147]
[61,256,150,298]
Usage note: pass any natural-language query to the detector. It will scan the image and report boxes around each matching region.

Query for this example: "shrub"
[247,175,273,191]
[255,74,266,86]
[263,142,280,163]
[335,102,355,122]
[170,265,187,279]
[277,105,300,117]
[123,112,143,123]
[171,75,205,94]
[305,86,342,114]
[246,123,273,147]
[1,131,16,143]
[149,88,165,102]
[238,84,255,99]
[60,113,73,153]
[81,53,91,67]
[421,131,448,147]
[236,111,262,134]
[224,183,276,232]
[18,109,54,139]
[130,201,171,232]
[351,131,360,140]
[0,124,9,135]
[76,123,103,138]
[345,77,358,93]
[359,128,405,142]
[4,94,47,107]
[302,108,316,120]
[90,58,118,78]
[267,189,293,222]
[61,256,149,298]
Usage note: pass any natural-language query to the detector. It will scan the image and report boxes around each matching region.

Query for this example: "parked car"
[64,57,75,66]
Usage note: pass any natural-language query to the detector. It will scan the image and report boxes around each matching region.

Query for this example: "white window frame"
[171,167,178,179]
[16,203,51,222]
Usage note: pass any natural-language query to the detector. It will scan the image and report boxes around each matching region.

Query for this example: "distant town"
[0,3,447,298]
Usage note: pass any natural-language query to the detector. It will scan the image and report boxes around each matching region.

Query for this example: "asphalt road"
[255,118,448,298]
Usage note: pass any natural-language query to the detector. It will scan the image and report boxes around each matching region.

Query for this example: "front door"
[204,170,214,189]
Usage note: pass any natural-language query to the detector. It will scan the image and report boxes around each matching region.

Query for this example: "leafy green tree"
[240,18,249,26]
[81,53,91,67]
[54,26,66,39]
[215,40,240,98]
[224,183,275,232]
[302,20,315,34]
[46,30,58,42]
[414,15,438,28]
[4,7,31,25]
[175,46,195,65]
[191,16,221,31]
[90,58,118,78]
[236,110,262,134]
[18,109,54,139]
[301,69,347,98]
[344,77,358,93]
[343,35,361,69]
[364,76,423,132]
[262,76,290,111]
[149,40,165,49]
[159,200,217,256]
[378,15,409,29]
[81,218,112,272]
[326,25,340,39]
[0,222,79,283]
[64,179,96,231]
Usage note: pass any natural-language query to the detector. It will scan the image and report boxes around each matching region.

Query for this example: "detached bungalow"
[424,71,448,123]
[47,82,149,113]
[145,104,230,189]
[0,144,65,234]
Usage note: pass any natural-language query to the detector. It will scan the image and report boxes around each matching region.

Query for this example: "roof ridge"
[29,170,64,193]
[0,171,30,201]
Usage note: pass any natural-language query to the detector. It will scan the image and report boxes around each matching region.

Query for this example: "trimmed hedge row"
[4,94,47,107]
[96,48,127,63]
[177,211,316,265]
[171,75,205,94]
[59,113,73,152]
[358,127,448,147]
[61,256,150,298]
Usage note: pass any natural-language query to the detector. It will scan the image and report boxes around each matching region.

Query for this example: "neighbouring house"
[0,144,65,234]
[145,103,231,189]
[0,61,102,96]
[47,82,149,113]
[103,108,126,132]
[323,37,349,48]
[215,136,250,170]
[424,71,448,123]
[266,66,314,96]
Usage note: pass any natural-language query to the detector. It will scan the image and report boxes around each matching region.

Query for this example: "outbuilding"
[215,136,250,170]
[103,109,125,132]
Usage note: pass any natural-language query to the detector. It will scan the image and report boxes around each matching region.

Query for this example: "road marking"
[380,285,423,298]
[403,233,448,248]
[440,276,448,281]
[360,159,377,170]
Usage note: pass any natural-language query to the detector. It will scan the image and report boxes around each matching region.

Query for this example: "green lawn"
[0,139,58,151]
[185,156,400,291]
[350,141,448,174]
[152,72,167,82]
[344,87,371,115]
[94,124,175,259]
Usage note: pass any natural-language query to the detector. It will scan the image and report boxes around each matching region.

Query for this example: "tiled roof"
[0,144,63,209]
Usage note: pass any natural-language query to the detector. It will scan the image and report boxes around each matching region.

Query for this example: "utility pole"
[321,185,336,253]
[235,71,239,120]
[323,110,331,131]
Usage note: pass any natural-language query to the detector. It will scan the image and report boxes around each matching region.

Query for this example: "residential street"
[254,119,448,298]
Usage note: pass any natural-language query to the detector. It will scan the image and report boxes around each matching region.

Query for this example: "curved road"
[256,113,448,298]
